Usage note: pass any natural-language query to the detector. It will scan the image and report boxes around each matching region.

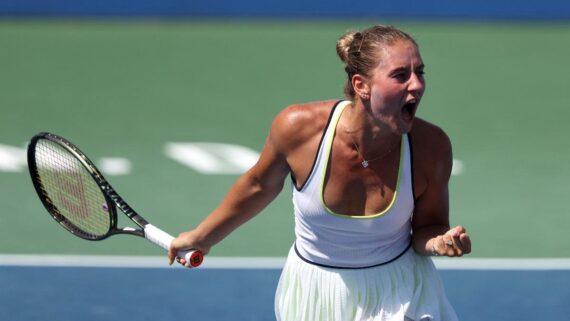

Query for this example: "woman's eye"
[393,73,408,81]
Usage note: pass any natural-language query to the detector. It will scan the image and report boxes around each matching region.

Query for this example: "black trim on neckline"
[407,134,417,204]
[292,99,345,191]
[293,241,412,270]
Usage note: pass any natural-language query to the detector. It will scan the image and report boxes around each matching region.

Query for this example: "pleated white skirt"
[275,245,458,321]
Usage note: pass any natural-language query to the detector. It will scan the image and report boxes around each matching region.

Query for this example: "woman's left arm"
[410,123,471,257]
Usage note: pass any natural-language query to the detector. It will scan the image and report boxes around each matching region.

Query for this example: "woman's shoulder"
[267,99,341,155]
[275,99,339,127]
[409,118,451,151]
[409,118,453,174]
[270,100,340,150]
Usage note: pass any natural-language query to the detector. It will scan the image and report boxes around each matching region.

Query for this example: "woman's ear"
[351,74,370,100]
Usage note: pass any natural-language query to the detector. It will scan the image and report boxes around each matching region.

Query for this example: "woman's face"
[367,40,425,134]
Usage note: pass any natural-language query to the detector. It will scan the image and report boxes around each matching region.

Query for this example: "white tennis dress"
[275,100,458,321]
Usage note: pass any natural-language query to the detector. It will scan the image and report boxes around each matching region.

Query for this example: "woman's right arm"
[167,105,304,266]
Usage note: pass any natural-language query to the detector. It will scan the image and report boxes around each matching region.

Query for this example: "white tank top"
[292,100,414,268]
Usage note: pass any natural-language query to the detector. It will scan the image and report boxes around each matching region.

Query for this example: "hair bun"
[336,31,358,63]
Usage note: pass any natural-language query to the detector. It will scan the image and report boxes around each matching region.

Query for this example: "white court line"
[1,255,569,270]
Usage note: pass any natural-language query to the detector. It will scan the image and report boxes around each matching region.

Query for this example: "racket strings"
[34,140,111,239]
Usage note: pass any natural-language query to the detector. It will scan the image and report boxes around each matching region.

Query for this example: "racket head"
[27,132,118,241]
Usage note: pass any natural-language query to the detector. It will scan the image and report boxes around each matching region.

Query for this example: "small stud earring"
[361,93,370,100]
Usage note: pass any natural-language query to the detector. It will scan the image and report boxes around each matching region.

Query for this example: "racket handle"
[144,224,204,268]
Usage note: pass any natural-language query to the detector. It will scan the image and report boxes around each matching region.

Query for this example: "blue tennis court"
[1,259,569,321]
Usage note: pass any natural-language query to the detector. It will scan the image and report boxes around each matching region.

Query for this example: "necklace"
[347,131,397,168]
[344,105,397,168]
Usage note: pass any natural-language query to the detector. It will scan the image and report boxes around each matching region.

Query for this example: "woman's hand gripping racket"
[27,132,203,268]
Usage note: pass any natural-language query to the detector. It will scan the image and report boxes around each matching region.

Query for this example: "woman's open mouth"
[402,101,418,122]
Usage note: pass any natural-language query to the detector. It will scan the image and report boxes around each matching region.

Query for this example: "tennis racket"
[27,132,203,268]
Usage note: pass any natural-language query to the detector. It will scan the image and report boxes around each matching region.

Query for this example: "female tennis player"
[169,24,471,321]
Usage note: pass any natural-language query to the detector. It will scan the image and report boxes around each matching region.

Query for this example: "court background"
[1,2,569,320]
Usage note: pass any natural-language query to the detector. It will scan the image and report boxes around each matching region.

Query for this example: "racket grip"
[144,224,203,268]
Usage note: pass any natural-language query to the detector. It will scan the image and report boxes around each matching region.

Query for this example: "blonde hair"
[336,25,418,99]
